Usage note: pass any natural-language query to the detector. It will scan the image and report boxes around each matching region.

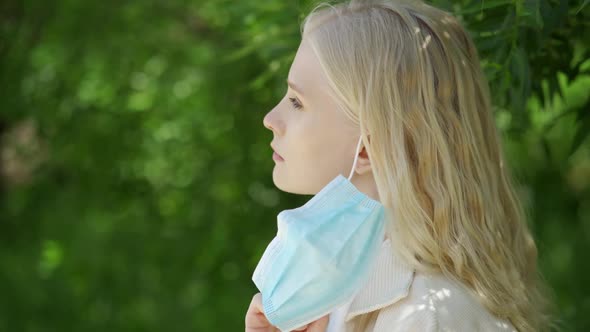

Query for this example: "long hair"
[300,1,554,331]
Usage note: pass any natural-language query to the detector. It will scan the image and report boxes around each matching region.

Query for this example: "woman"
[245,0,554,331]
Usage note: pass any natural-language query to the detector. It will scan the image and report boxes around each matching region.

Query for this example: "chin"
[272,169,309,195]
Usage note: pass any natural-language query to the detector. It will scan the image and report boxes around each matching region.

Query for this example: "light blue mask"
[251,135,386,332]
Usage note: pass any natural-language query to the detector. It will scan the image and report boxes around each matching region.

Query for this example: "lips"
[271,144,284,160]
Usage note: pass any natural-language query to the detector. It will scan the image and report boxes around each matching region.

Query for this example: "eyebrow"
[286,79,304,95]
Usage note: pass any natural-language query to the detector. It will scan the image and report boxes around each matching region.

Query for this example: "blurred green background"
[0,0,588,331]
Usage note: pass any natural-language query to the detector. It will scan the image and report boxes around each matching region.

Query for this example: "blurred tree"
[0,0,588,331]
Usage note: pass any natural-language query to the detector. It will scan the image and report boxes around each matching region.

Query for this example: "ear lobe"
[355,145,372,175]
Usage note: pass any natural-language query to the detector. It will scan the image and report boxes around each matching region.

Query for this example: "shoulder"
[372,272,517,332]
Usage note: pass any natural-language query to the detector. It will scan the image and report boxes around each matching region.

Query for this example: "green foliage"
[0,0,588,331]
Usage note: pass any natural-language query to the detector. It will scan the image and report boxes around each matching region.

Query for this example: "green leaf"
[458,0,514,15]
[523,0,543,28]
[576,0,590,14]
[570,100,590,156]
[508,47,532,112]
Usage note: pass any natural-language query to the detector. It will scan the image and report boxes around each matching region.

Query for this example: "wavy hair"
[299,1,554,331]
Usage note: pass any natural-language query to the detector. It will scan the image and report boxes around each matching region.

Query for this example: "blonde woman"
[245,0,554,331]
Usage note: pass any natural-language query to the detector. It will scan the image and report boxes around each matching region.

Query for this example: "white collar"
[345,238,415,321]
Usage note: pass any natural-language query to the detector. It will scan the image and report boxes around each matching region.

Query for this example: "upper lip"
[271,143,283,159]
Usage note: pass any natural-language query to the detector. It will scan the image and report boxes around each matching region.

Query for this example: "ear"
[355,136,372,175]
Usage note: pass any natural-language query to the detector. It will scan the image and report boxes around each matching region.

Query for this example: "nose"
[263,107,283,135]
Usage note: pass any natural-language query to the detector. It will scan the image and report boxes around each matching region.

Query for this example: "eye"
[288,97,303,110]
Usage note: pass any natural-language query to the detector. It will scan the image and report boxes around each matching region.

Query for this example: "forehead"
[288,39,332,97]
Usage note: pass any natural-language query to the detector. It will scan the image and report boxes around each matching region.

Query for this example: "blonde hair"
[300,1,555,331]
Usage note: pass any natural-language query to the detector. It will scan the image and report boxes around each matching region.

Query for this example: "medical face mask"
[251,135,386,332]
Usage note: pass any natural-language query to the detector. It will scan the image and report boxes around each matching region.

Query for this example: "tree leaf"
[458,0,514,15]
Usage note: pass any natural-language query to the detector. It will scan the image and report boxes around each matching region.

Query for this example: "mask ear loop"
[347,136,364,181]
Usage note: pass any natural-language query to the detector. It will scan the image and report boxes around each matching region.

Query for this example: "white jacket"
[333,238,518,332]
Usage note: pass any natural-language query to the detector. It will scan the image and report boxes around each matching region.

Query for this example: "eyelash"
[289,97,303,110]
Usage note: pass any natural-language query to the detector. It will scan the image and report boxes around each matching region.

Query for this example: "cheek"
[293,120,325,158]
[299,128,350,173]
[289,110,353,165]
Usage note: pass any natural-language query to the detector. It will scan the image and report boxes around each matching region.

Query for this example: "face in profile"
[263,38,364,195]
